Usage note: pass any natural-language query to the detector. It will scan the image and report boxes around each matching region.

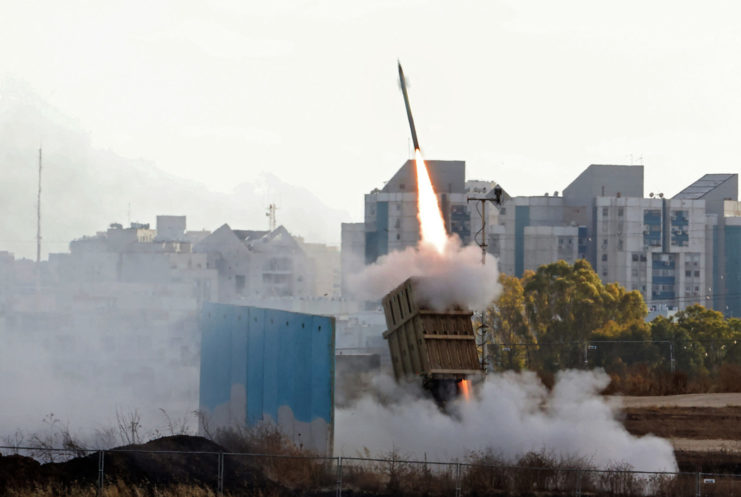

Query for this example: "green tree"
[675,304,733,372]
[650,315,706,376]
[725,318,741,364]
[486,273,533,370]
[521,259,648,371]
[590,320,661,371]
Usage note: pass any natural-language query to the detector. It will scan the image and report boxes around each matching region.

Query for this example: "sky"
[2,0,740,227]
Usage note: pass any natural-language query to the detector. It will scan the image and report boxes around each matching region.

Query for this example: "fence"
[2,445,741,496]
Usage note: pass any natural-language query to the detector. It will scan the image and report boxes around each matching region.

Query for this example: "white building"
[194,224,341,302]
[343,159,741,316]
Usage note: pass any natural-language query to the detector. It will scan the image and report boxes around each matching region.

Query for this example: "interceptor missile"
[398,61,420,151]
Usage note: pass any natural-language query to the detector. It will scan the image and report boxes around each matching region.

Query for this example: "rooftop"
[674,174,737,200]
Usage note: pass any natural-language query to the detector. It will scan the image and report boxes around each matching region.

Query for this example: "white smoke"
[349,236,501,311]
[335,369,678,473]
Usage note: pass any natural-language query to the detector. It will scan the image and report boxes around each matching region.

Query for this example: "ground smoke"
[348,237,500,311]
[335,369,678,473]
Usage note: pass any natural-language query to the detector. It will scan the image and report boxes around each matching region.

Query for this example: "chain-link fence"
[2,445,740,496]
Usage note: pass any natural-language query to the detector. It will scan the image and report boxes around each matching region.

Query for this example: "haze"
[3,1,741,259]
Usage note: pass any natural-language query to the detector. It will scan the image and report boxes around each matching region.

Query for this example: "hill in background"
[0,78,348,260]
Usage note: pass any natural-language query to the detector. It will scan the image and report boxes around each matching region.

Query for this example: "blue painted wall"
[199,303,335,454]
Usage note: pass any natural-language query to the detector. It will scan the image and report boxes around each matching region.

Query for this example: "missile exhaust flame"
[414,149,447,254]
[398,62,448,253]
[459,379,471,402]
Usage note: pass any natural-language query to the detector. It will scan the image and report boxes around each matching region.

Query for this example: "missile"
[398,61,420,151]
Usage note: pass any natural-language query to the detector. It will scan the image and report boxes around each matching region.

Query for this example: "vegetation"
[5,413,741,495]
[3,440,734,497]
[485,259,741,394]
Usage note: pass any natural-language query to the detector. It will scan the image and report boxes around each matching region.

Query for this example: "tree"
[520,259,648,371]
[674,305,734,372]
[650,315,706,376]
[486,273,533,370]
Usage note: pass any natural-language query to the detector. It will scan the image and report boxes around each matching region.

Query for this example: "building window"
[601,254,608,262]
[602,207,608,217]
[694,270,700,277]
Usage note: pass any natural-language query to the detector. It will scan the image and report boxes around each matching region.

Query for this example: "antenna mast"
[36,147,42,265]
[266,203,277,231]
[466,184,504,372]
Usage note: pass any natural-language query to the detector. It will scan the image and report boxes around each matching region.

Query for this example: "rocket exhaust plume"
[399,62,447,253]
[349,61,501,309]
[459,379,471,402]
[415,149,447,254]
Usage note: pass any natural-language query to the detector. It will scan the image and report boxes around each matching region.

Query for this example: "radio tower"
[36,147,42,265]
[266,203,277,231]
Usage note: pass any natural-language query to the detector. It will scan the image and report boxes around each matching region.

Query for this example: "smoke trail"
[348,236,500,311]
[335,370,677,472]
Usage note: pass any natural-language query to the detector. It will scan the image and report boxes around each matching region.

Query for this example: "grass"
[8,419,741,496]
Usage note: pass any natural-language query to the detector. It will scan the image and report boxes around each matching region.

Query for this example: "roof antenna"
[266,203,278,231]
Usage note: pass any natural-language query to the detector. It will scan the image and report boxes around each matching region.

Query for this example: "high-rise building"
[344,158,741,316]
[341,158,507,299]
[491,166,739,314]
[363,159,471,264]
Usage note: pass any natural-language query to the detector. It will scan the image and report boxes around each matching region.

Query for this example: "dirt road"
[613,393,741,408]
[611,393,741,456]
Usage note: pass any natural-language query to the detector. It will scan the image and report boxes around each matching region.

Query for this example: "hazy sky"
[2,0,740,222]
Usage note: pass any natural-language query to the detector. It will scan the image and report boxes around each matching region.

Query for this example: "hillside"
[0,78,348,260]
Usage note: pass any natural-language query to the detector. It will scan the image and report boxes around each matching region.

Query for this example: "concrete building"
[51,217,216,306]
[340,223,365,298]
[342,159,507,298]
[195,224,326,302]
[298,240,341,298]
[490,194,585,276]
[343,158,741,316]
[672,174,741,317]
[363,159,472,264]
[723,201,741,317]
[492,166,739,314]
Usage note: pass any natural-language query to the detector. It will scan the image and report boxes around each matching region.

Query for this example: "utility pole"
[467,185,504,372]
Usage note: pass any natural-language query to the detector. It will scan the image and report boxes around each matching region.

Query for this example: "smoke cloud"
[0,308,200,447]
[349,237,501,311]
[335,370,677,473]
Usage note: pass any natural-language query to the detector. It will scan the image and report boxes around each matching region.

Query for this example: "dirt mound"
[0,454,43,491]
[0,435,279,494]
